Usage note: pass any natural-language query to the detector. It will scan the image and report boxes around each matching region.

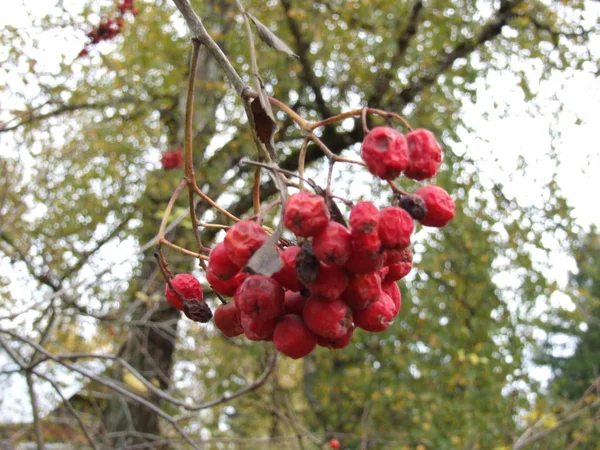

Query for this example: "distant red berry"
[165,273,203,311]
[405,128,442,180]
[303,297,352,340]
[353,292,395,332]
[234,275,284,319]
[213,302,244,337]
[224,220,269,268]
[378,207,414,250]
[160,147,183,170]
[313,222,352,266]
[415,185,455,227]
[329,439,341,450]
[272,246,303,292]
[208,242,239,280]
[308,263,350,301]
[283,192,330,237]
[273,315,317,359]
[360,127,409,180]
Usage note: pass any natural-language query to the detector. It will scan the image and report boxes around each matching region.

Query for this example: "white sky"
[1,0,599,424]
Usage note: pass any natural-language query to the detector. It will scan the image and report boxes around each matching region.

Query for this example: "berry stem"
[159,238,208,260]
[253,165,261,214]
[361,107,370,135]
[387,180,409,196]
[298,137,309,191]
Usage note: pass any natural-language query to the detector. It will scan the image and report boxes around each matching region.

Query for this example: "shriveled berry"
[165,273,203,311]
[405,128,442,181]
[284,290,306,315]
[272,246,303,292]
[283,192,330,237]
[213,302,244,337]
[295,243,320,285]
[273,315,317,359]
[235,275,284,319]
[208,241,239,280]
[240,313,277,341]
[349,201,379,236]
[207,270,247,297]
[344,272,382,311]
[303,296,352,340]
[378,207,414,250]
[313,222,352,266]
[224,220,269,268]
[415,185,455,227]
[183,300,212,323]
[308,263,350,301]
[353,292,395,332]
[360,127,409,180]
[383,247,413,282]
[398,194,427,221]
[317,326,354,350]
[382,281,402,317]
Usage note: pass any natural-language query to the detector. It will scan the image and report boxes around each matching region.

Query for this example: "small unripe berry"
[283,192,330,237]
[360,127,409,180]
[415,185,455,227]
[273,315,317,359]
[224,220,269,268]
[165,273,203,311]
[404,128,442,180]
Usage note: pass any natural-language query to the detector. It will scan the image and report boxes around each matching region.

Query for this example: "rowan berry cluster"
[160,147,184,170]
[78,0,137,58]
[163,124,454,360]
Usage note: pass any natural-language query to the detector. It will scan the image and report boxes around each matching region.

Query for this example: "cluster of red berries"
[160,147,184,170]
[78,0,137,58]
[164,125,454,360]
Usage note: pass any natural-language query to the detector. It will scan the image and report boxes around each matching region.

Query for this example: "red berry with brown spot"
[383,247,413,282]
[165,273,203,311]
[207,270,247,297]
[405,128,442,181]
[303,296,352,340]
[213,302,244,337]
[382,281,402,317]
[283,290,306,315]
[273,315,317,359]
[344,246,384,274]
[349,201,379,236]
[308,264,350,300]
[378,207,414,250]
[415,185,455,227]
[234,275,284,319]
[283,192,330,237]
[208,241,239,280]
[353,292,395,332]
[313,221,352,266]
[317,326,354,350]
[344,272,382,311]
[360,127,409,180]
[224,220,269,268]
[272,246,303,292]
[240,313,277,341]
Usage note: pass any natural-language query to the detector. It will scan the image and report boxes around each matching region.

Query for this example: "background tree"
[0,0,598,448]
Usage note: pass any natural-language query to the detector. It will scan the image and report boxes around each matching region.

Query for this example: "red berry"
[272,246,303,292]
[343,272,382,311]
[303,296,352,340]
[384,251,413,281]
[329,439,341,450]
[351,231,381,254]
[224,220,269,267]
[404,128,442,180]
[378,207,414,250]
[353,292,395,332]
[160,147,183,170]
[234,275,284,319]
[360,127,409,180]
[165,273,203,311]
[208,242,239,280]
[349,201,379,236]
[207,270,247,297]
[240,313,277,341]
[283,192,330,237]
[213,302,244,337]
[344,245,384,274]
[283,290,306,315]
[317,326,354,350]
[313,222,352,266]
[382,281,402,317]
[415,185,455,227]
[273,315,317,359]
[308,264,350,301]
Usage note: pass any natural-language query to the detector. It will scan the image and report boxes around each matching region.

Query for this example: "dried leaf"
[295,242,320,285]
[250,96,277,158]
[247,13,299,58]
[247,232,284,276]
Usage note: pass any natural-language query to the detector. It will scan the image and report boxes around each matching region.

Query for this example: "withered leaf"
[247,13,299,59]
[295,242,320,285]
[250,96,276,158]
[246,231,284,277]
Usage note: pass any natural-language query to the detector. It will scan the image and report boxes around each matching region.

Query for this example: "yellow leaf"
[542,414,558,429]
[123,370,149,394]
